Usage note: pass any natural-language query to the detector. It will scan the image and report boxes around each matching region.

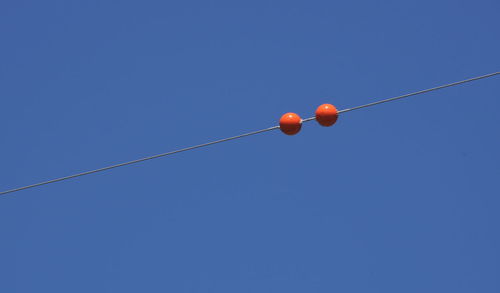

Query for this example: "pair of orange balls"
[279,104,338,135]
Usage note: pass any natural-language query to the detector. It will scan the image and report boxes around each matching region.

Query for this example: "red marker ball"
[279,112,302,135]
[315,104,338,126]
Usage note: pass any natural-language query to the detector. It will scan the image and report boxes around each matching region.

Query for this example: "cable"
[1,72,498,196]
[337,71,500,114]
[0,126,279,195]
[301,71,499,122]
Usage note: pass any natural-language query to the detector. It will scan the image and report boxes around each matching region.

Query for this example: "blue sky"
[1,1,499,292]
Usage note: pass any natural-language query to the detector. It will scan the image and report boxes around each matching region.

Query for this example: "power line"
[0,126,279,196]
[338,71,499,114]
[301,71,499,121]
[1,72,498,196]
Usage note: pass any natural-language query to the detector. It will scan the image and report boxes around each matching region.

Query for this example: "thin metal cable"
[301,72,499,123]
[1,72,498,196]
[337,72,499,114]
[0,126,279,195]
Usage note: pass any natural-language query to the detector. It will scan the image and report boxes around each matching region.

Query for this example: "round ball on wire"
[315,104,338,126]
[279,112,302,135]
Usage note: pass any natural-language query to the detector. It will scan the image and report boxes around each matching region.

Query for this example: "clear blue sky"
[1,1,499,292]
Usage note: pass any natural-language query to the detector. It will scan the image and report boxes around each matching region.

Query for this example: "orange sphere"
[279,112,302,135]
[315,104,338,126]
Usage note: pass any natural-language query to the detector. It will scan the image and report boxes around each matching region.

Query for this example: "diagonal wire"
[302,71,499,122]
[1,72,498,196]
[337,71,500,114]
[0,126,279,195]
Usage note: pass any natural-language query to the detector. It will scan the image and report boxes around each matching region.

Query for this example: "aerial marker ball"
[279,112,302,135]
[315,104,338,126]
